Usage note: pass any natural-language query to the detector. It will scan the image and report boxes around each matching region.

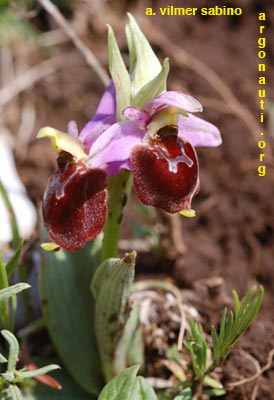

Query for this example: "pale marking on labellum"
[154,140,193,174]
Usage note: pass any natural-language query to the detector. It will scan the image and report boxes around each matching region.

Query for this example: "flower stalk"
[101,170,132,261]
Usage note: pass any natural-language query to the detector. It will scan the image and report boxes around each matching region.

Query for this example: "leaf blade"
[40,239,104,395]
[92,252,136,382]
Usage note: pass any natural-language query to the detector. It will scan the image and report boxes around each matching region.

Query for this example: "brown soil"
[2,0,274,398]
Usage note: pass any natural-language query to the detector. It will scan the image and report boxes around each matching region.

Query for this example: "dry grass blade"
[0,53,75,110]
[133,280,186,351]
[37,0,109,87]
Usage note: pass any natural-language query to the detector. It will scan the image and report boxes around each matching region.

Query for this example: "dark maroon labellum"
[130,134,199,213]
[43,152,107,251]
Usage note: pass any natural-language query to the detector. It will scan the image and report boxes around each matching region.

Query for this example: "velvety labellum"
[43,152,107,251]
[131,134,199,213]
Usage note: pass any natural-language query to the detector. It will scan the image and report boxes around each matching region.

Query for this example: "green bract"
[132,58,169,108]
[108,14,169,116]
[108,25,130,120]
[126,14,162,96]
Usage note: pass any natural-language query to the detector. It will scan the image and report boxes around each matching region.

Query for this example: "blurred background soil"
[1,0,274,398]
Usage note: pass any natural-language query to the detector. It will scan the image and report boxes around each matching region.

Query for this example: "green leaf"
[92,252,136,382]
[6,240,24,277]
[232,290,240,318]
[219,308,227,345]
[136,376,158,400]
[132,58,169,108]
[98,365,139,400]
[223,311,233,344]
[108,25,131,119]
[0,256,10,328]
[184,321,208,381]
[127,328,145,370]
[0,352,7,363]
[1,371,15,382]
[211,326,220,365]
[211,286,264,365]
[122,305,145,370]
[205,388,226,397]
[40,238,104,396]
[98,365,157,400]
[1,330,19,372]
[118,305,145,370]
[23,358,94,400]
[166,344,179,362]
[0,179,20,250]
[0,282,30,330]
[173,388,192,400]
[203,375,223,390]
[0,384,24,400]
[126,13,161,96]
[16,364,60,381]
[0,283,30,303]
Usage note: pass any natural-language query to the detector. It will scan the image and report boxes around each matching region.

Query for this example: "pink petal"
[89,121,144,168]
[144,91,203,115]
[105,159,131,176]
[95,81,116,116]
[79,116,115,150]
[78,82,116,149]
[67,121,78,138]
[122,107,150,129]
[177,114,222,147]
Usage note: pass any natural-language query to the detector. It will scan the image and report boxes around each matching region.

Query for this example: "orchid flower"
[38,13,222,252]
[113,90,222,214]
[38,83,117,251]
[38,85,221,251]
[83,90,221,214]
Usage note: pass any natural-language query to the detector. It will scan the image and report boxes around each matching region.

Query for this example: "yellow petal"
[179,209,196,218]
[41,242,60,252]
[37,127,86,160]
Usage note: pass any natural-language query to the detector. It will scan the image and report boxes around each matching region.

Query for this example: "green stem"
[0,256,10,330]
[203,360,218,377]
[0,257,9,289]
[101,170,132,261]
[0,180,20,250]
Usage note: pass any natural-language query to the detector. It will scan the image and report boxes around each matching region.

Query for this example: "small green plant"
[211,286,263,366]
[96,286,263,400]
[0,330,60,395]
[184,321,209,383]
[160,285,264,399]
[0,284,60,397]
